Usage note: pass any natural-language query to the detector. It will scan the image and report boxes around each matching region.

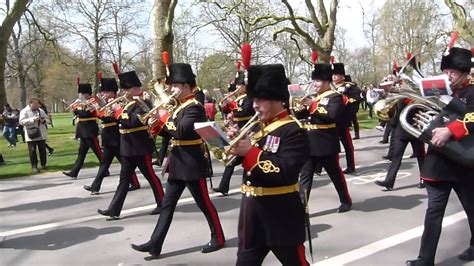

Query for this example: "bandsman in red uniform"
[97,71,164,219]
[83,76,141,194]
[63,82,102,179]
[228,64,310,265]
[407,46,474,265]
[131,63,225,260]
[213,70,255,196]
[298,63,352,213]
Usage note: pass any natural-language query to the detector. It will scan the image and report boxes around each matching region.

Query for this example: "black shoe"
[382,155,392,161]
[63,171,77,179]
[97,209,119,220]
[417,181,426,189]
[83,185,99,195]
[201,238,224,253]
[409,154,416,158]
[131,242,151,253]
[212,188,228,196]
[343,168,355,174]
[150,205,161,215]
[379,141,388,144]
[48,148,54,156]
[337,203,352,213]
[152,160,161,166]
[405,258,431,266]
[375,180,393,191]
[128,184,140,191]
[459,246,474,261]
[144,252,161,261]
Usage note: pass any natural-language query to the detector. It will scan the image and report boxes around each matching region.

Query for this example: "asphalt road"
[0,129,472,265]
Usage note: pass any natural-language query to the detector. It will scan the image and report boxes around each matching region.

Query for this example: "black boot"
[459,246,474,261]
[374,180,393,191]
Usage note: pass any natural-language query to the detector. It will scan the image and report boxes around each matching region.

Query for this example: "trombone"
[218,85,243,106]
[98,95,128,114]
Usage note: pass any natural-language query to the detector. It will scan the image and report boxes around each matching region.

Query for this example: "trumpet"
[211,113,262,166]
[138,91,178,126]
[97,95,129,115]
[64,96,100,112]
[218,85,243,106]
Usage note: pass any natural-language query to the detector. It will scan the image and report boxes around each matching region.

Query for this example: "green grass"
[0,109,379,178]
[0,113,162,179]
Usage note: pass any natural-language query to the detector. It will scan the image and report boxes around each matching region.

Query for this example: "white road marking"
[314,211,467,266]
[0,187,242,238]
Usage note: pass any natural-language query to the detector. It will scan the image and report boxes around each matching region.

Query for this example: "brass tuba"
[396,54,474,166]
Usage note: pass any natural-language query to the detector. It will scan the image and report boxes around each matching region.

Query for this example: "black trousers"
[158,135,171,165]
[27,140,46,168]
[417,180,474,265]
[338,127,355,171]
[107,154,164,216]
[351,113,360,137]
[216,157,243,193]
[382,137,425,188]
[146,178,225,254]
[382,124,394,144]
[299,155,351,205]
[89,145,140,192]
[236,243,309,266]
[68,137,102,177]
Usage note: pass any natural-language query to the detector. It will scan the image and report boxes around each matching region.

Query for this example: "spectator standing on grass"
[2,104,18,147]
[19,98,50,174]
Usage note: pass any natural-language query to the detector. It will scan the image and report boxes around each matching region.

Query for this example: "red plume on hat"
[311,50,318,65]
[76,76,80,86]
[98,71,103,81]
[406,52,412,61]
[444,31,459,56]
[235,60,241,79]
[162,51,170,76]
[241,43,251,85]
[112,63,120,75]
[241,43,251,70]
[392,61,399,75]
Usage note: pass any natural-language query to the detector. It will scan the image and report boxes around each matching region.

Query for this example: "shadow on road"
[0,182,73,192]
[176,197,241,213]
[0,197,100,212]
[0,226,123,250]
[352,194,427,212]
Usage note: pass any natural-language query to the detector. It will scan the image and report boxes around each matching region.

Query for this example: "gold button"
[246,180,251,185]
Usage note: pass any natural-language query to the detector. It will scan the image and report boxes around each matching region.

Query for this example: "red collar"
[264,110,289,124]
[179,94,195,104]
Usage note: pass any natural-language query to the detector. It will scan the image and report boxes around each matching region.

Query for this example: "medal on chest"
[263,135,280,153]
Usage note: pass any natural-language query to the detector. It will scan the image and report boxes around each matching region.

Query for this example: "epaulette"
[345,82,355,88]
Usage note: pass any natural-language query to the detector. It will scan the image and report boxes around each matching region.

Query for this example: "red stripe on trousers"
[199,178,225,246]
[336,154,352,205]
[297,244,309,266]
[345,127,355,169]
[92,137,103,159]
[144,154,164,200]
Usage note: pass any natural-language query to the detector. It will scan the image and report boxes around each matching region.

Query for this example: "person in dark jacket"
[407,47,474,265]
[97,70,164,219]
[227,64,310,265]
[83,76,141,194]
[63,83,103,179]
[213,70,255,196]
[131,63,225,260]
[298,63,352,213]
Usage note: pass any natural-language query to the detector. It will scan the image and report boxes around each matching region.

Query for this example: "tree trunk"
[153,0,176,79]
[0,0,29,108]
[11,25,28,107]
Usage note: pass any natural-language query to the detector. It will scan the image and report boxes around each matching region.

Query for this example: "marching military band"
[55,39,473,265]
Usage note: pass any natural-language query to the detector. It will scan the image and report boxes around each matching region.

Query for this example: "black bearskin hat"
[332,63,345,75]
[78,83,92,94]
[235,71,245,85]
[118,71,142,89]
[311,63,333,81]
[228,82,236,92]
[167,63,196,87]
[247,64,289,101]
[99,78,118,92]
[345,75,352,82]
[440,47,472,73]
